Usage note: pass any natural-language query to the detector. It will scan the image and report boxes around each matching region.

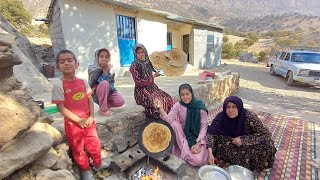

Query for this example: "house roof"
[47,0,223,31]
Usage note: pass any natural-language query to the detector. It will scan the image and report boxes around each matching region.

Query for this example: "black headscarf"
[208,96,247,138]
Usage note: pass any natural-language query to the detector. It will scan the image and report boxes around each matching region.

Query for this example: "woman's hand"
[208,148,215,165]
[191,142,201,154]
[153,99,163,110]
[153,71,161,78]
[232,137,243,146]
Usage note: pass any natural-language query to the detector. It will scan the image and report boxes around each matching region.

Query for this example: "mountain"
[118,0,320,23]
[22,0,320,24]
[223,13,320,33]
[22,0,320,31]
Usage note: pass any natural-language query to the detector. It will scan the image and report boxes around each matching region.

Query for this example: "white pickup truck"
[268,50,320,86]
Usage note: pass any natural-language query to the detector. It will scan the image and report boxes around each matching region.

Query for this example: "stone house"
[46,0,223,78]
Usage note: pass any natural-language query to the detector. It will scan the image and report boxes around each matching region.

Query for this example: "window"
[279,52,287,60]
[116,15,136,40]
[284,53,290,61]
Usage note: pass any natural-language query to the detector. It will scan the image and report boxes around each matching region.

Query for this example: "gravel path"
[222,59,320,123]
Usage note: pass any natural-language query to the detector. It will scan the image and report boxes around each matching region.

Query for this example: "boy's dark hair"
[56,50,78,65]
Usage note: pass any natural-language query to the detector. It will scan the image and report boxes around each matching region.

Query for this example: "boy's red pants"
[64,120,102,171]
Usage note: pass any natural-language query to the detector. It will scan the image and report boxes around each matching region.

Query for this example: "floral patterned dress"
[130,60,175,120]
[207,110,277,171]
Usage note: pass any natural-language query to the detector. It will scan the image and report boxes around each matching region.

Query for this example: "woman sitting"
[130,44,175,120]
[88,48,125,116]
[154,83,208,166]
[207,96,277,171]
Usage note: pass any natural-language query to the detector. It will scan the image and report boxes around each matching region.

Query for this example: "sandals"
[99,110,114,116]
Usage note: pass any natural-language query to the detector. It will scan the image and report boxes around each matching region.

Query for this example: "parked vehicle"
[268,50,320,86]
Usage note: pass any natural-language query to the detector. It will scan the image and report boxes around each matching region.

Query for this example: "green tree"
[0,0,32,30]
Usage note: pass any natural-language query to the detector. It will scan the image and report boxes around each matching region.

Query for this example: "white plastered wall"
[59,0,119,79]
[136,12,167,54]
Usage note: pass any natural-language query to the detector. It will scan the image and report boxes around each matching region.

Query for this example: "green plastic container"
[44,106,59,114]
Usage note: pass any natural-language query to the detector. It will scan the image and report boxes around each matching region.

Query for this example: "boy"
[52,50,108,180]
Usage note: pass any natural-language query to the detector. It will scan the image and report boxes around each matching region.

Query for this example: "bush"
[0,0,32,30]
[258,51,268,62]
[222,36,229,42]
[0,0,49,37]
[222,42,237,59]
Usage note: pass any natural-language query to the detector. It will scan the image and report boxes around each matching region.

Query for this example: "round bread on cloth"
[142,122,172,153]
[149,51,168,70]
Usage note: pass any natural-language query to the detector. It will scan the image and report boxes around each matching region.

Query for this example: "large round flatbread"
[149,51,168,70]
[142,122,172,153]
[163,63,187,77]
[165,48,188,67]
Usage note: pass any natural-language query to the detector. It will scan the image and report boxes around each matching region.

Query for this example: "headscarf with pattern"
[88,48,111,88]
[132,44,156,79]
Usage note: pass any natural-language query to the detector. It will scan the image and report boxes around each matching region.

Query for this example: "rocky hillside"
[22,0,320,23]
[223,13,320,33]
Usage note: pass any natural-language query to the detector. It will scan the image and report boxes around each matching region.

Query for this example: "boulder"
[36,169,76,180]
[29,148,59,176]
[0,130,54,179]
[0,90,40,146]
[29,122,62,146]
[52,143,73,171]
[0,13,40,68]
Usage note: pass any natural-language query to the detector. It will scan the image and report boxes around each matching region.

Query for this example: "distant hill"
[22,0,320,24]
[222,13,320,33]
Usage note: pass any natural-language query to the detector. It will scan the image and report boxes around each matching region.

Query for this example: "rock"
[29,122,62,146]
[30,148,59,176]
[104,172,127,180]
[0,76,22,92]
[0,90,40,146]
[36,169,76,180]
[52,143,73,171]
[38,110,54,124]
[0,130,54,179]
[12,43,53,96]
[0,42,22,79]
[7,167,34,180]
[0,13,41,69]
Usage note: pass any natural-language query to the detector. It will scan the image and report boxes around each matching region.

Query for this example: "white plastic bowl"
[198,165,232,180]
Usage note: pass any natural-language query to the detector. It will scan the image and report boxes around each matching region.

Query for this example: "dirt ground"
[222,59,320,123]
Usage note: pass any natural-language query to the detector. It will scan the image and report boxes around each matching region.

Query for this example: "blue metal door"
[116,15,136,67]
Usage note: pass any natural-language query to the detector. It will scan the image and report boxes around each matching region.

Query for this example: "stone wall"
[49,1,66,58]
